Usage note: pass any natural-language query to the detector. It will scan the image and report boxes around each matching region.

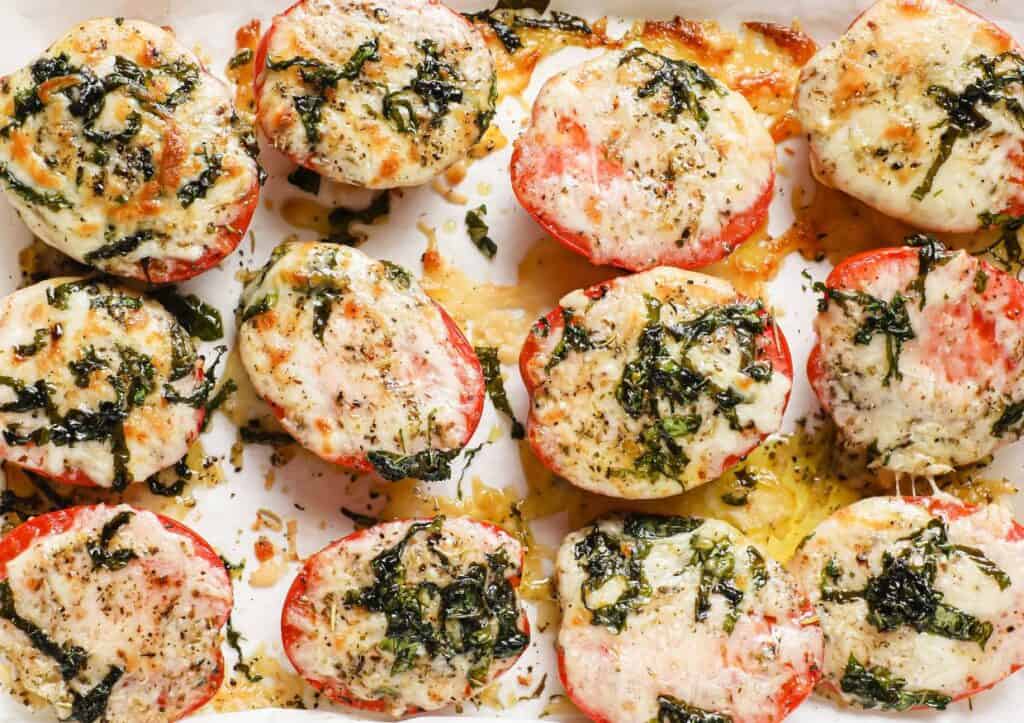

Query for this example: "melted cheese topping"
[0,18,259,280]
[0,278,205,488]
[282,517,526,715]
[522,267,791,499]
[796,0,1024,232]
[556,516,822,723]
[256,0,496,188]
[788,495,1024,706]
[238,242,481,467]
[511,49,775,270]
[813,250,1024,475]
[0,504,232,722]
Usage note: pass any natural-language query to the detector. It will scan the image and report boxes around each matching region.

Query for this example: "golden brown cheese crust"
[0,18,260,281]
[796,0,1024,232]
[0,277,206,488]
[255,0,496,188]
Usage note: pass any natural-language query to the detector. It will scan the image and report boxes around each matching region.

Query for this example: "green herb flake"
[475,346,524,438]
[619,48,719,127]
[466,205,498,258]
[287,166,321,195]
[367,448,459,482]
[87,510,137,570]
[325,192,390,245]
[152,288,224,341]
[840,655,951,711]
[655,695,733,723]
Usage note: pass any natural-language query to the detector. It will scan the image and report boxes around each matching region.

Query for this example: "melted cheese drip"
[227,20,261,120]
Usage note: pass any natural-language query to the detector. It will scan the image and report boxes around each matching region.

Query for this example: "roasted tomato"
[255,0,496,188]
[808,242,1024,475]
[0,504,232,722]
[238,242,484,481]
[511,49,775,271]
[0,278,207,489]
[796,0,1024,231]
[556,514,822,723]
[789,494,1024,711]
[281,516,529,715]
[520,267,792,499]
[0,18,260,282]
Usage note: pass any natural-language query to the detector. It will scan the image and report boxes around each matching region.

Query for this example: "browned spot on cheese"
[896,0,930,16]
[109,180,162,221]
[158,123,188,192]
[627,18,816,141]
[378,155,400,180]
[10,132,61,189]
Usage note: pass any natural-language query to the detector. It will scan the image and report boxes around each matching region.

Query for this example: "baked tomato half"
[0,278,208,489]
[789,494,1024,711]
[254,0,496,188]
[238,242,484,481]
[510,49,775,271]
[520,267,792,499]
[281,516,529,716]
[0,504,232,722]
[796,0,1024,232]
[556,514,822,723]
[808,241,1024,476]
[0,18,261,282]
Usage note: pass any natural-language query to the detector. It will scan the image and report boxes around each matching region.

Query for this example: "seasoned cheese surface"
[0,504,232,723]
[789,495,1024,709]
[0,18,260,280]
[521,267,791,499]
[812,248,1024,476]
[281,517,528,716]
[0,278,206,488]
[511,49,775,270]
[556,515,822,723]
[796,0,1024,232]
[238,242,482,472]
[256,0,496,188]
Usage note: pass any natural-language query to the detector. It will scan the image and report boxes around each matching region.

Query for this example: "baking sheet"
[1,0,1024,721]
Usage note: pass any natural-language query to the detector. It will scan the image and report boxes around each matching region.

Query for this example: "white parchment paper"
[1,0,1024,721]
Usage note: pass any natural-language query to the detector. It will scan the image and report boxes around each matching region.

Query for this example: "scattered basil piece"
[475,346,524,438]
[466,205,497,258]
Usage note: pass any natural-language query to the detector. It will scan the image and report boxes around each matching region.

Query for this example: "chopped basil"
[293,94,324,145]
[13,328,51,358]
[343,517,528,678]
[241,292,278,322]
[545,309,599,371]
[820,518,1007,648]
[367,448,459,481]
[815,283,914,386]
[993,399,1024,437]
[87,510,137,570]
[226,617,263,683]
[904,233,951,307]
[88,293,143,321]
[310,287,345,344]
[619,48,719,127]
[177,149,223,208]
[466,205,497,258]
[84,229,161,264]
[382,40,464,134]
[0,579,87,680]
[71,666,124,723]
[287,166,321,195]
[655,695,732,723]
[379,259,412,289]
[475,346,524,438]
[574,525,651,633]
[157,59,200,109]
[325,192,390,245]
[914,53,1024,201]
[0,163,71,211]
[83,110,141,144]
[840,655,950,711]
[202,378,237,431]
[622,513,702,539]
[512,10,591,34]
[168,325,198,382]
[689,534,744,633]
[979,210,1024,273]
[151,288,223,341]
[228,48,254,69]
[720,469,757,506]
[68,347,108,388]
[147,457,190,496]
[341,507,379,529]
